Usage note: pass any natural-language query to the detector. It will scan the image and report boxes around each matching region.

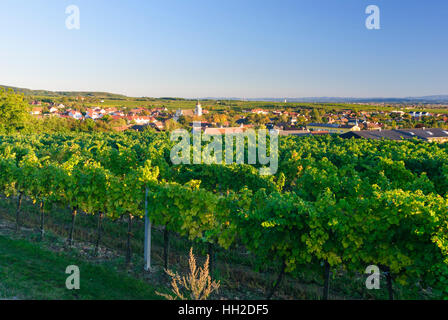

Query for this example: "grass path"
[0,235,161,300]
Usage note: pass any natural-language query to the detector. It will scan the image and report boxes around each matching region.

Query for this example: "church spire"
[195,99,202,116]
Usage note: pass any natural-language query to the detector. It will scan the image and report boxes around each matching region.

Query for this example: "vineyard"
[1,131,448,299]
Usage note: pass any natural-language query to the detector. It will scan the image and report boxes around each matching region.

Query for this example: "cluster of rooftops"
[307,123,360,129]
[340,128,448,142]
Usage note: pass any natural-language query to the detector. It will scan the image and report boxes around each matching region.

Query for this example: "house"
[278,129,310,136]
[173,109,183,121]
[310,131,331,136]
[363,122,382,131]
[129,107,147,115]
[182,109,196,117]
[30,107,42,115]
[94,108,106,114]
[251,108,268,115]
[85,109,103,120]
[152,107,168,113]
[67,110,83,119]
[340,128,448,143]
[410,111,431,118]
[347,119,361,126]
[203,127,248,135]
[112,110,125,117]
[190,121,213,132]
[306,123,361,134]
[173,109,195,121]
[127,115,155,125]
[130,121,165,132]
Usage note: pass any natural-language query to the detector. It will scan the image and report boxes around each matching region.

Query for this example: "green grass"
[0,197,431,300]
[0,235,161,300]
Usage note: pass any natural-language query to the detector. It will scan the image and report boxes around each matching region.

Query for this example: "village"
[27,98,448,142]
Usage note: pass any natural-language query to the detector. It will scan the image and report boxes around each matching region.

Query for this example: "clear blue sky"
[1,0,447,98]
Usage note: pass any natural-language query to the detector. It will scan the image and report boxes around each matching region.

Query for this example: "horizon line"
[1,84,447,102]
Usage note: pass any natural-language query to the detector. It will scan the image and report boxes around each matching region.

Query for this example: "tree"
[311,108,322,122]
[0,89,31,133]
[165,119,181,131]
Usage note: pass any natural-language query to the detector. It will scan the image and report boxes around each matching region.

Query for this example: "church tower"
[195,100,202,116]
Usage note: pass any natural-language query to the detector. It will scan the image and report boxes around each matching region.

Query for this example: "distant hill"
[411,95,448,102]
[2,84,448,104]
[0,85,127,99]
[244,96,448,104]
